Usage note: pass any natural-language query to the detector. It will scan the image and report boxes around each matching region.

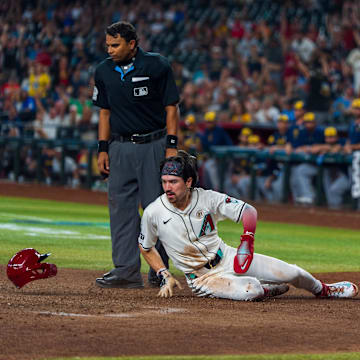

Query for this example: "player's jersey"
[348,121,360,144]
[139,188,246,274]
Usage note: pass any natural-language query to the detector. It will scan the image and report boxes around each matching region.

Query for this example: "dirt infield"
[0,182,360,360]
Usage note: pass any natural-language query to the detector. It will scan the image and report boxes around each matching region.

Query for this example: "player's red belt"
[112,128,166,144]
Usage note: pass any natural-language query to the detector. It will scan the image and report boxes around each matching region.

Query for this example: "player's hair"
[160,150,199,188]
[106,21,138,46]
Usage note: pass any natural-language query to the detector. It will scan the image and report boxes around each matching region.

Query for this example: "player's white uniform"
[139,188,323,301]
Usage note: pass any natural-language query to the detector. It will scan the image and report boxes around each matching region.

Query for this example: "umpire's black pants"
[107,136,168,283]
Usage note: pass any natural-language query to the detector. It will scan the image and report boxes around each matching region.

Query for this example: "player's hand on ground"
[233,232,254,274]
[157,270,182,298]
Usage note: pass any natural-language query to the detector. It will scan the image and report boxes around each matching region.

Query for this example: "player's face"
[325,136,337,144]
[353,108,360,120]
[304,121,315,130]
[162,175,192,208]
[277,121,288,133]
[294,109,304,119]
[106,34,136,63]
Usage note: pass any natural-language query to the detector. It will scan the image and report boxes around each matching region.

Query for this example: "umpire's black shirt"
[92,47,180,136]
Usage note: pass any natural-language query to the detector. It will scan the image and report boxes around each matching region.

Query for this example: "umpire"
[93,21,180,288]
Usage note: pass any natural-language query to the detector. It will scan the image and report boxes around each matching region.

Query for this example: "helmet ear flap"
[38,262,58,279]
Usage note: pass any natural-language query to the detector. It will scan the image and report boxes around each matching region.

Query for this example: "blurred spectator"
[201,111,232,190]
[26,63,51,100]
[14,88,37,124]
[267,114,294,155]
[290,112,325,205]
[224,127,253,197]
[330,85,353,123]
[181,114,203,157]
[293,100,306,127]
[346,43,360,95]
[305,57,333,124]
[291,30,317,64]
[76,148,101,188]
[236,134,267,201]
[278,97,296,123]
[32,97,78,186]
[344,98,360,154]
[253,96,280,125]
[312,127,350,209]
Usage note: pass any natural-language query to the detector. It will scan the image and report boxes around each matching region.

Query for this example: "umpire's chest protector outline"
[139,188,246,273]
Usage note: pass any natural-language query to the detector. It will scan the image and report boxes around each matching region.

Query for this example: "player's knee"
[233,278,263,301]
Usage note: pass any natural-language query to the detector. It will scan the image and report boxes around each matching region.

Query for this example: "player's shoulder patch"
[225,196,239,204]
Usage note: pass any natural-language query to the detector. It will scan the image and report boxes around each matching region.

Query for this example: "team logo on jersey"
[199,213,215,237]
[134,86,148,96]
[293,128,299,139]
[196,209,204,218]
[225,197,239,204]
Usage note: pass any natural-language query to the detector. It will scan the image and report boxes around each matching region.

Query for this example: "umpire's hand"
[98,152,110,179]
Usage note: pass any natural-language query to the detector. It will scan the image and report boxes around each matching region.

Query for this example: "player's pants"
[185,243,322,301]
[323,168,350,209]
[291,163,317,203]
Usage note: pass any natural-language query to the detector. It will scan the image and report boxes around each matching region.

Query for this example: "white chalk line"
[34,307,186,318]
[0,212,53,222]
[0,223,109,240]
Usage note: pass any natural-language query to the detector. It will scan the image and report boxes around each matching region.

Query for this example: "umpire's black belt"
[112,128,166,144]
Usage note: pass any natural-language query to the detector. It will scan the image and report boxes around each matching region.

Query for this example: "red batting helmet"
[7,248,57,289]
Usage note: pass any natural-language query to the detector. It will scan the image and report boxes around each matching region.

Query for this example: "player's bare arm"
[97,108,111,175]
[139,244,182,298]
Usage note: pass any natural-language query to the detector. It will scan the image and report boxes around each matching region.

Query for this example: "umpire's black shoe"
[95,272,144,289]
[148,276,161,288]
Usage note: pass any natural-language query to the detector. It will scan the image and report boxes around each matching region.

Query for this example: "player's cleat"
[316,281,358,298]
[262,283,289,298]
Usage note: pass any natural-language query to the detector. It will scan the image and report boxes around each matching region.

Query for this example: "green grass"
[44,353,360,360]
[1,196,359,274]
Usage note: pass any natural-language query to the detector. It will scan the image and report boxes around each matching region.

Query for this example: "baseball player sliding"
[138,151,358,301]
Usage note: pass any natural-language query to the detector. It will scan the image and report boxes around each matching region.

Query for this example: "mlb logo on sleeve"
[134,87,148,97]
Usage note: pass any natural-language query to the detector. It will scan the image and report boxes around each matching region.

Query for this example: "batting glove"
[157,269,182,298]
[233,232,254,274]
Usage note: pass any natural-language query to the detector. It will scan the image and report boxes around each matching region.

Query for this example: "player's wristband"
[157,268,171,287]
[98,140,109,154]
[156,268,168,277]
[166,135,178,149]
